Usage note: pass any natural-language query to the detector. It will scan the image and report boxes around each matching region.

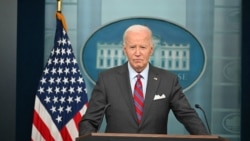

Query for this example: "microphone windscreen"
[195,104,200,108]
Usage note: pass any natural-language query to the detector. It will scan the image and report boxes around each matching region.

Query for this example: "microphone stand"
[195,104,211,134]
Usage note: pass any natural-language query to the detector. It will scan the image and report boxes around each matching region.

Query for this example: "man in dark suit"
[78,24,208,135]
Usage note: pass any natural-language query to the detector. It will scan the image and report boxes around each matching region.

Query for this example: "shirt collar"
[128,63,149,79]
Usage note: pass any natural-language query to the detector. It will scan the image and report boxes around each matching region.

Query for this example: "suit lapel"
[116,63,138,122]
[140,65,160,125]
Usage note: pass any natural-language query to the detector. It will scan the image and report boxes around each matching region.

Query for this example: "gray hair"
[123,24,153,46]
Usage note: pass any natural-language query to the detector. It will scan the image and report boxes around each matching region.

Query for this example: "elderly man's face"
[123,29,153,73]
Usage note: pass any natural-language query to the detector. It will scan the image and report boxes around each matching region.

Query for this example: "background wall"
[0,0,17,141]
[0,0,249,141]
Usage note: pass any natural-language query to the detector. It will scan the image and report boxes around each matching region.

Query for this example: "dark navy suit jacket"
[79,62,208,135]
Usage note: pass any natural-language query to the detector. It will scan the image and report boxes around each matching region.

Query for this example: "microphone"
[195,104,211,134]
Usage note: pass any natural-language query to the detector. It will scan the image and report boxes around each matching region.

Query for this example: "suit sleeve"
[169,76,209,135]
[78,73,107,136]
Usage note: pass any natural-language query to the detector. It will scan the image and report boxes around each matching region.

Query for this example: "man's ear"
[150,46,154,56]
[123,46,127,56]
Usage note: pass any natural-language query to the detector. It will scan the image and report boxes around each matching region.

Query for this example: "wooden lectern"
[76,133,228,141]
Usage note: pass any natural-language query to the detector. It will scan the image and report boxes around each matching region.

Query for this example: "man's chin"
[133,65,144,72]
[133,64,142,68]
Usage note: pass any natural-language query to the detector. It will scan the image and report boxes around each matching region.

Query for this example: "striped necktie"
[133,74,144,124]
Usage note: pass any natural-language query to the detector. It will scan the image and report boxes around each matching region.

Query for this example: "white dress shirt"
[128,63,149,97]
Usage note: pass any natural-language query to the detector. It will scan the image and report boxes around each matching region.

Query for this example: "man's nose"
[135,47,141,55]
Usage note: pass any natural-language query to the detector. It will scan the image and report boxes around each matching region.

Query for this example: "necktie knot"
[135,74,142,89]
[136,74,142,79]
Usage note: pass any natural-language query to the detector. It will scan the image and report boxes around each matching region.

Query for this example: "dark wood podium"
[76,133,228,141]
